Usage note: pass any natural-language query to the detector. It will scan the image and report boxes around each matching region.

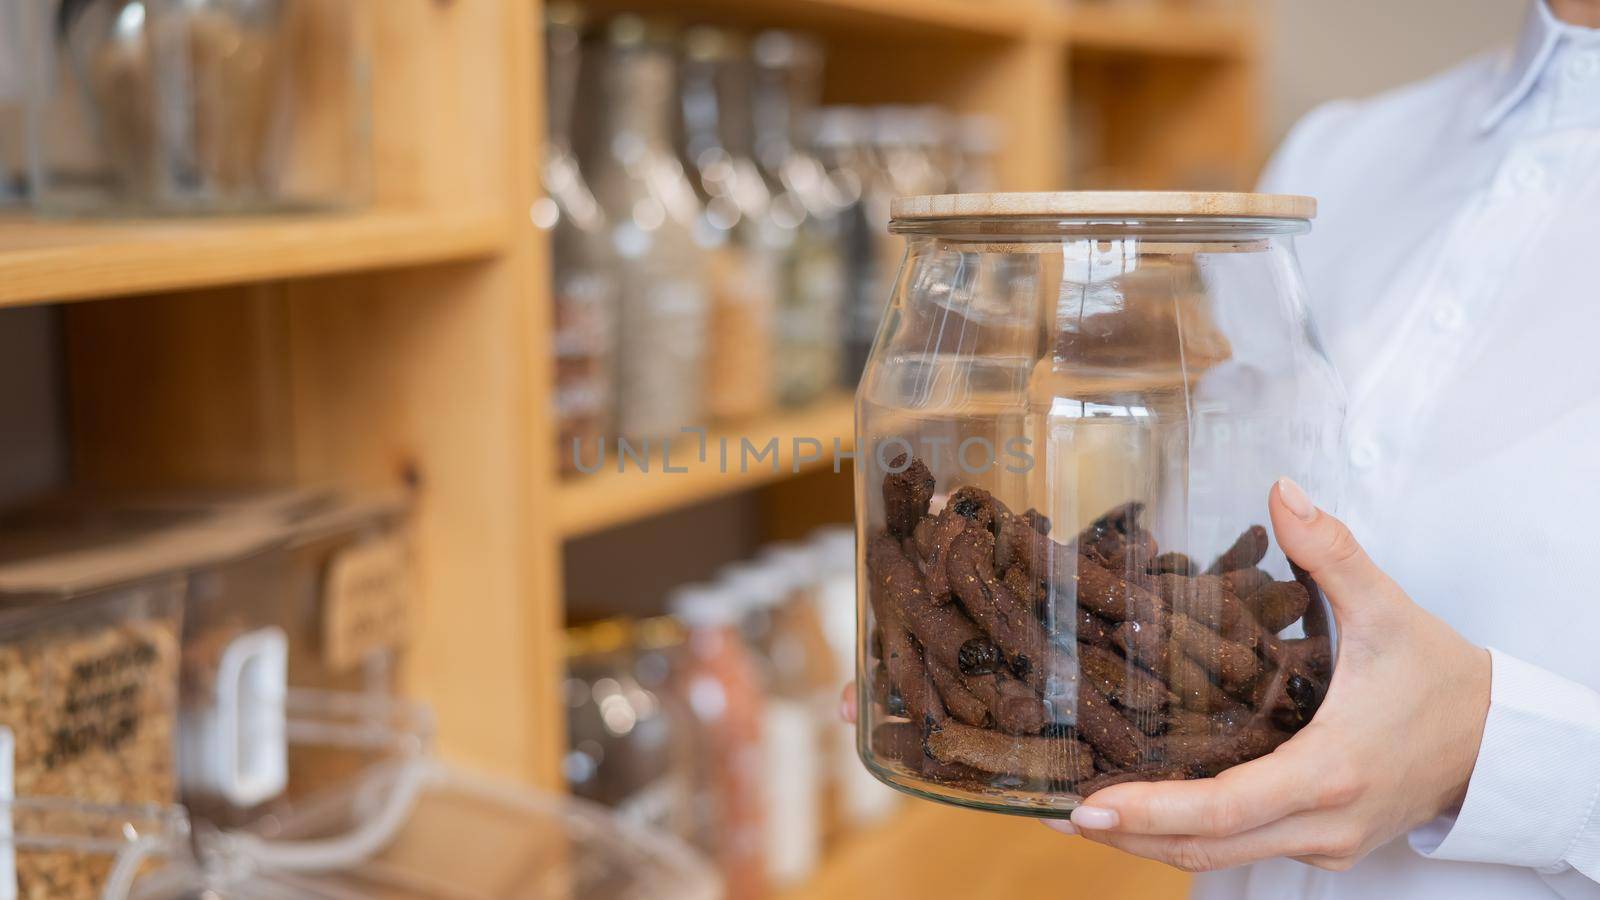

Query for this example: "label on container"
[45,637,161,772]
[322,537,411,672]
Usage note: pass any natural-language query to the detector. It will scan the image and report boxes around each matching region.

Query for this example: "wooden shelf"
[1058,4,1258,57]
[785,802,1191,900]
[0,206,508,308]
[555,395,856,539]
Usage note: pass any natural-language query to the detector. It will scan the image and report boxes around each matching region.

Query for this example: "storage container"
[588,15,710,439]
[0,0,23,204]
[0,787,190,900]
[0,500,206,894]
[134,685,718,900]
[541,1,619,474]
[854,191,1345,815]
[19,0,371,214]
[168,490,412,827]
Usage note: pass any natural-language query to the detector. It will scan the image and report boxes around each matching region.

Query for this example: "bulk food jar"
[854,192,1346,815]
[0,499,199,896]
[18,0,371,214]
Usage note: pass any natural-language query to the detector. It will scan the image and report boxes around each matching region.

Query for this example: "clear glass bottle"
[679,27,777,421]
[855,191,1345,816]
[668,583,767,900]
[752,30,844,408]
[813,105,889,389]
[590,16,710,439]
[720,559,823,888]
[21,0,372,214]
[563,618,695,840]
[0,0,23,205]
[540,3,619,475]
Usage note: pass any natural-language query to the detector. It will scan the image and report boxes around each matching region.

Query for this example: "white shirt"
[1195,2,1600,898]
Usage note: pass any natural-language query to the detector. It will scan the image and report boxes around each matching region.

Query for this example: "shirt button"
[1432,301,1465,332]
[1512,160,1545,191]
[1349,439,1381,469]
[1567,50,1600,81]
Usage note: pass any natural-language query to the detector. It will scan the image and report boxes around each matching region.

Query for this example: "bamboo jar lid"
[890,191,1316,221]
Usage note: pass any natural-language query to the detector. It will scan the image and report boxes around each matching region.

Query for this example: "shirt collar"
[1481,1,1600,132]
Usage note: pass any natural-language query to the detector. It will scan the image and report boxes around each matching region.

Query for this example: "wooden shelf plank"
[1059,4,1258,57]
[0,206,509,307]
[555,395,856,539]
[786,802,1191,900]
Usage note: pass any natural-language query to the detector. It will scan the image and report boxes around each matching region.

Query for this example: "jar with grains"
[854,191,1346,815]
[0,503,191,895]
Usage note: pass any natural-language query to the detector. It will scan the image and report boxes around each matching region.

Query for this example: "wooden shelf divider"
[0,207,508,308]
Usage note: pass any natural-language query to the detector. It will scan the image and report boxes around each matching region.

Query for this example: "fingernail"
[1071,806,1120,830]
[1043,819,1079,836]
[1277,477,1317,522]
[839,698,854,723]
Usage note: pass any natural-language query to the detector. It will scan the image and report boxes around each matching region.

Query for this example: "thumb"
[1268,477,1397,623]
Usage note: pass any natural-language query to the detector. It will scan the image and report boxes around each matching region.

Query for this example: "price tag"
[322,537,411,672]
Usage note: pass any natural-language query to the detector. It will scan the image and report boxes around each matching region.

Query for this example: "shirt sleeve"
[1409,648,1600,886]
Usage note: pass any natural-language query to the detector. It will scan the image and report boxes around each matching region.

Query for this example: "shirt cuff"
[1410,649,1600,880]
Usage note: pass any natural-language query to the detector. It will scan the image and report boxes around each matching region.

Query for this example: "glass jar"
[854,191,1345,816]
[562,618,695,841]
[589,16,710,439]
[20,0,371,214]
[751,30,844,408]
[541,2,619,475]
[678,26,778,422]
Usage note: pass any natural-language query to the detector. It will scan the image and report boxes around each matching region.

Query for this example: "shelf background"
[2,0,1262,896]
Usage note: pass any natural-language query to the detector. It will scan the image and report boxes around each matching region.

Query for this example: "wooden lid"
[890,191,1316,220]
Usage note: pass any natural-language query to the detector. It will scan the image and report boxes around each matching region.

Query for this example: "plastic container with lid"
[19,0,372,214]
[855,191,1346,816]
[0,500,197,895]
[168,490,413,827]
[0,785,191,900]
[127,690,720,900]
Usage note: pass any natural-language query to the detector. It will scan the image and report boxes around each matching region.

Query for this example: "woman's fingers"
[1072,737,1329,838]
[839,681,857,723]
[1269,477,1401,624]
[1073,809,1365,873]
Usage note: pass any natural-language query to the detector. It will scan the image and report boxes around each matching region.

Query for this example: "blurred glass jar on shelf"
[1,0,24,206]
[18,0,372,215]
[0,500,190,896]
[717,557,828,890]
[540,2,620,477]
[588,15,711,439]
[752,30,846,409]
[667,582,767,900]
[812,105,892,390]
[799,527,902,837]
[679,26,779,422]
[563,617,696,839]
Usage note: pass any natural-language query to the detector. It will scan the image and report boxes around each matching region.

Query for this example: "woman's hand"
[1052,477,1492,873]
